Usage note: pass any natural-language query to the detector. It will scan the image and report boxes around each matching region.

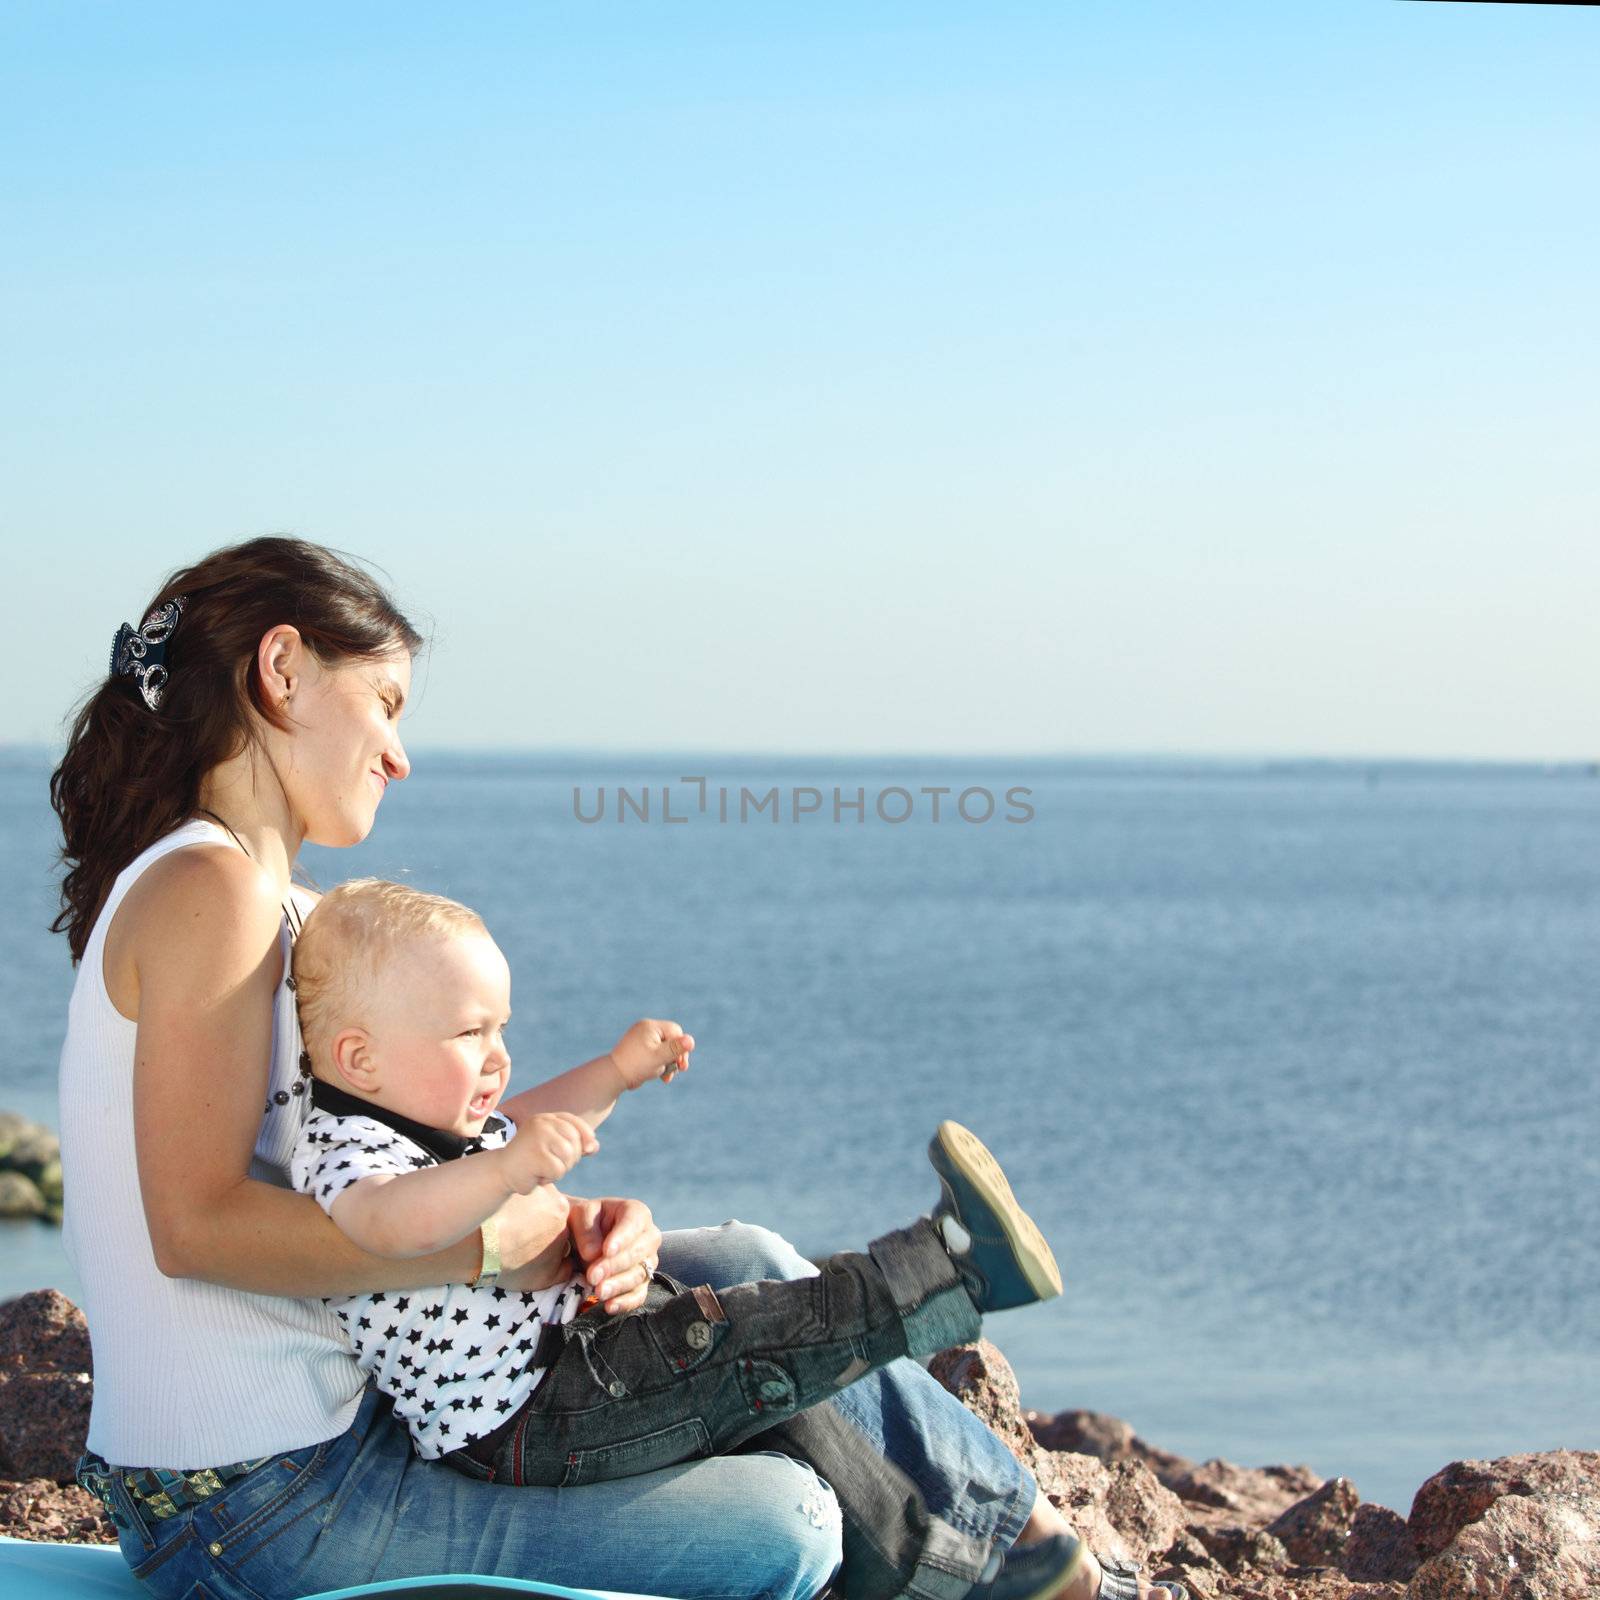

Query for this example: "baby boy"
[288,877,691,1460]
[287,878,1065,1500]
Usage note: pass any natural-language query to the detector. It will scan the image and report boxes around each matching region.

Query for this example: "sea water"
[2,749,1595,1516]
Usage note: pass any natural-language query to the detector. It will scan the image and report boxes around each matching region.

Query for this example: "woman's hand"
[567,1195,662,1313]
[489,1185,581,1293]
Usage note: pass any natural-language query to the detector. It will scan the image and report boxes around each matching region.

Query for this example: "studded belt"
[77,1448,275,1524]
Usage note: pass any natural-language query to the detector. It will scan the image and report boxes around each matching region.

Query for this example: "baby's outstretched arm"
[501,1017,694,1130]
[327,1113,598,1260]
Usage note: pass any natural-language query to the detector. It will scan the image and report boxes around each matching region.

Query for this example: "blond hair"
[293,878,486,1066]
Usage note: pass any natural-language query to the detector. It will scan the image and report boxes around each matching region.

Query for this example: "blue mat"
[0,1536,671,1600]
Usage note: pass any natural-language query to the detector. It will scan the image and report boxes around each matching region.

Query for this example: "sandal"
[1095,1556,1188,1599]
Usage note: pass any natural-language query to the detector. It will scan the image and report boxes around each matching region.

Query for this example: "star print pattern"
[289,1107,588,1459]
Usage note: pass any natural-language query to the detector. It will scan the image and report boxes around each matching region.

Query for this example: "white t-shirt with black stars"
[289,1084,588,1460]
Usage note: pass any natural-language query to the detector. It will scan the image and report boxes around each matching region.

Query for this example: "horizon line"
[1,741,1596,771]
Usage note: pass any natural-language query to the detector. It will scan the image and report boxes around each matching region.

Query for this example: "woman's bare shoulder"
[131,840,282,922]
[105,844,285,1020]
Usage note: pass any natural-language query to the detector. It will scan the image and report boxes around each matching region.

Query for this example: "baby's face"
[363,929,513,1136]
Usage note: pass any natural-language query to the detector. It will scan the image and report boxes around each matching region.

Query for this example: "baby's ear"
[329,1028,380,1094]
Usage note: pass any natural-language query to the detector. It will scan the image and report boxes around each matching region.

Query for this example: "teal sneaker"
[968,1537,1190,1600]
[965,1534,1086,1600]
[928,1121,1062,1313]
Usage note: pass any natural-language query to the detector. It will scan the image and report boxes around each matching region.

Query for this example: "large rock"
[1192,1519,1290,1574]
[1026,1406,1195,1487]
[1216,1576,1404,1599]
[0,1111,32,1163]
[0,1291,94,1374]
[4,1128,61,1185]
[1405,1450,1600,1599]
[931,1344,1191,1574]
[1171,1457,1325,1524]
[0,1114,63,1224]
[1266,1476,1361,1568]
[0,1291,95,1483]
[1030,1447,1191,1571]
[0,1171,47,1219]
[1341,1503,1420,1583]
[927,1339,1041,1471]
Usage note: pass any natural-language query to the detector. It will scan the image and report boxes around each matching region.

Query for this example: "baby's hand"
[609,1018,695,1090]
[497,1112,598,1194]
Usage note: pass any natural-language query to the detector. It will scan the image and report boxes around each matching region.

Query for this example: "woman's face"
[284,647,413,847]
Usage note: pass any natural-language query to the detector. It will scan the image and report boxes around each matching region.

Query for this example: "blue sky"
[3,2,1596,757]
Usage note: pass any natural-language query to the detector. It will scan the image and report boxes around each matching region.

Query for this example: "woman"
[52,536,1178,1600]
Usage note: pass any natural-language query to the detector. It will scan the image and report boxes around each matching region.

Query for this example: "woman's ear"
[257,623,306,715]
[330,1027,381,1095]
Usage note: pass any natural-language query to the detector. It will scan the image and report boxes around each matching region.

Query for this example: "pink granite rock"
[1265,1476,1361,1569]
[1102,1458,1189,1568]
[1031,1448,1140,1562]
[1026,1406,1195,1487]
[1407,1490,1600,1599]
[931,1343,1193,1573]
[1222,1576,1404,1599]
[1407,1451,1600,1561]
[0,1478,114,1544]
[1171,1459,1325,1524]
[927,1339,1041,1471]
[1403,1450,1600,1599]
[0,1291,95,1483]
[0,1372,94,1483]
[1340,1503,1419,1584]
[1193,1520,1290,1574]
[0,1290,92,1375]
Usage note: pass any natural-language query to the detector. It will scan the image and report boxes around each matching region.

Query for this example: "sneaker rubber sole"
[931,1120,1063,1306]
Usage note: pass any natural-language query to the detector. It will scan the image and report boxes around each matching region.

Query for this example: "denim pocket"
[202,1444,332,1554]
[558,1415,712,1486]
[641,1286,723,1374]
[129,1518,204,1592]
[738,1358,798,1416]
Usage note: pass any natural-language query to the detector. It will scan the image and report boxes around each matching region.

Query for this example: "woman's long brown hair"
[50,536,425,964]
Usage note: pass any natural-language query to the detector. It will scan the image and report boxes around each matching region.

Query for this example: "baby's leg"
[500,1125,1059,1490]
[661,1221,1038,1600]
[502,1216,980,1486]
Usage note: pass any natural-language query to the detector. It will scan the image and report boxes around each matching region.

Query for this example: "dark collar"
[309,1076,506,1164]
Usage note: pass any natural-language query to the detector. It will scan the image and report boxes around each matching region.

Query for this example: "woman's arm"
[128,847,571,1295]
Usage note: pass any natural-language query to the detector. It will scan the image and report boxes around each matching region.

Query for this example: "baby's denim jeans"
[447,1217,982,1492]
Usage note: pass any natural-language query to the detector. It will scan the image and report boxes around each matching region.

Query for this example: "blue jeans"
[105,1223,1034,1600]
[454,1219,983,1492]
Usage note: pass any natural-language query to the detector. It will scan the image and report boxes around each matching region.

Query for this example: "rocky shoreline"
[0,1114,63,1225]
[0,1290,1593,1597]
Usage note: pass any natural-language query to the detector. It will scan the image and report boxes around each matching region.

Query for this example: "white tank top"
[57,818,364,1469]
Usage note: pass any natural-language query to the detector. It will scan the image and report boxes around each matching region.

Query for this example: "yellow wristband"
[469,1217,501,1288]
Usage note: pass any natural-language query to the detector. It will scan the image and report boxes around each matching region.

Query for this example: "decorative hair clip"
[109,596,186,711]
